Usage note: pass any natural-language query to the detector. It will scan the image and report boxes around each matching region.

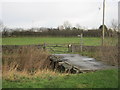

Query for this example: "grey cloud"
[1,1,118,29]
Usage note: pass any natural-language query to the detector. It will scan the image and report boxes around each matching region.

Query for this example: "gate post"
[78,33,83,52]
[43,43,46,50]
[68,44,72,52]
[80,33,83,52]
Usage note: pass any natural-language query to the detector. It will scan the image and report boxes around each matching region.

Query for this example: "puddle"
[54,54,116,70]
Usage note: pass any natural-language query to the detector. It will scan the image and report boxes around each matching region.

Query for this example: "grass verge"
[2,69,118,88]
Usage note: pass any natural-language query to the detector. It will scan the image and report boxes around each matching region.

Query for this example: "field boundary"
[2,44,118,53]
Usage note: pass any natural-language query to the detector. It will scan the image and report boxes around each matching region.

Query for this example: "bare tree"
[0,20,3,30]
[109,19,118,37]
[63,21,72,30]
[0,20,3,37]
[76,24,82,30]
[111,19,118,31]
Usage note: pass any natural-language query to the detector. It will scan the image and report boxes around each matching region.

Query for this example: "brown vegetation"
[2,69,65,81]
[74,45,118,66]
[2,47,68,81]
[2,46,51,73]
[94,46,118,66]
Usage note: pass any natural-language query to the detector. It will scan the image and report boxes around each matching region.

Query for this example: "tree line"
[2,27,118,37]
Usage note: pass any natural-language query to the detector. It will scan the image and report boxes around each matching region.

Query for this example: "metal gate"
[44,44,69,53]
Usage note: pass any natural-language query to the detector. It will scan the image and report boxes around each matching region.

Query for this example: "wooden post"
[43,43,46,50]
[78,34,83,52]
[68,44,72,52]
[80,33,83,52]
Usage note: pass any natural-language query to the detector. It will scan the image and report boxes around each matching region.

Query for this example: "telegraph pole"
[102,0,105,46]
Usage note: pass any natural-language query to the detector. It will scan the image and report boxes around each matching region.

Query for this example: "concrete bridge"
[50,54,117,73]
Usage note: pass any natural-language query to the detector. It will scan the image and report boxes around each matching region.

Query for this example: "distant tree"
[99,24,108,31]
[0,20,12,37]
[63,21,72,30]
[72,27,77,30]
[110,19,118,37]
[0,20,3,31]
[2,27,8,37]
[99,24,109,37]
[0,20,3,37]
[111,19,118,31]
[76,24,82,30]
[58,25,64,30]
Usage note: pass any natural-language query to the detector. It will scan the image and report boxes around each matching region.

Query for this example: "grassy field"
[2,69,118,88]
[2,37,117,46]
[2,37,118,88]
[2,37,101,46]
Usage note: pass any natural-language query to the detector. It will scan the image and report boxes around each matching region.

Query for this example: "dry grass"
[81,36,118,66]
[94,37,118,66]
[2,46,51,73]
[2,46,68,81]
[94,46,118,65]
[2,69,67,81]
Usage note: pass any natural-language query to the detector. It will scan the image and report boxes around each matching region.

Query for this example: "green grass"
[3,69,118,88]
[2,37,102,46]
[2,37,117,46]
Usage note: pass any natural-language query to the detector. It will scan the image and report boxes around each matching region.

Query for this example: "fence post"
[68,44,72,52]
[80,33,83,52]
[78,34,83,52]
[43,43,46,50]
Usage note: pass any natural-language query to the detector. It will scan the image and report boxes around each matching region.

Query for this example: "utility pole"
[102,0,105,46]
[118,2,120,62]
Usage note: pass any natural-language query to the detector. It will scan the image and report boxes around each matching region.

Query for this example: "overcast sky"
[0,0,119,29]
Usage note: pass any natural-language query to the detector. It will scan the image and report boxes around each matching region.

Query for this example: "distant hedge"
[2,29,118,37]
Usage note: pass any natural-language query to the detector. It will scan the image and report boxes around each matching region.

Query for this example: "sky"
[119,1,120,30]
[0,0,119,29]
